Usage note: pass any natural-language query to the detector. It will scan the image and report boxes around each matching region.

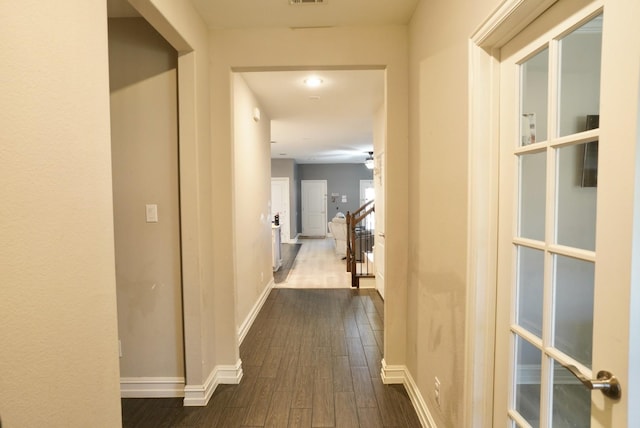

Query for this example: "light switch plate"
[146,204,158,223]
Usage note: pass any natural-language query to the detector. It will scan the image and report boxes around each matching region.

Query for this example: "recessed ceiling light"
[303,76,323,88]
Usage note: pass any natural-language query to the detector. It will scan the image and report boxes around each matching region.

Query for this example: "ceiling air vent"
[290,0,325,4]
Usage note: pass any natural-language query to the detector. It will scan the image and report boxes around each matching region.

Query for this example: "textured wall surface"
[233,74,274,332]
[0,1,122,426]
[407,0,500,426]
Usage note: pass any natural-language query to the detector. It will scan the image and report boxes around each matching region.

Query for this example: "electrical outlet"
[118,339,123,358]
[434,376,441,407]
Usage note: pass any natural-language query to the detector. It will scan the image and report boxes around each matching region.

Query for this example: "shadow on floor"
[274,243,302,283]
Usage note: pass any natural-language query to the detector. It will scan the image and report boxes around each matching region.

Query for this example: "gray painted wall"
[298,163,373,219]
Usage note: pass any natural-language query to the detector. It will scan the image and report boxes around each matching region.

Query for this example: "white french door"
[493,2,629,426]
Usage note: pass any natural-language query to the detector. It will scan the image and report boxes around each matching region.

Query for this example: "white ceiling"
[241,69,384,164]
[107,0,419,164]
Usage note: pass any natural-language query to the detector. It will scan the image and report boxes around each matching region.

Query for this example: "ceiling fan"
[364,151,374,169]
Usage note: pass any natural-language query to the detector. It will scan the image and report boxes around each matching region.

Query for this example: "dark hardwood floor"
[121,288,422,427]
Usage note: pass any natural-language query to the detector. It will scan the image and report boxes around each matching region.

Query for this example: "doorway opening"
[232,68,385,295]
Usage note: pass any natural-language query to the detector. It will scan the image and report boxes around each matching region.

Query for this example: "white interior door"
[301,180,327,237]
[494,3,629,426]
[271,177,290,243]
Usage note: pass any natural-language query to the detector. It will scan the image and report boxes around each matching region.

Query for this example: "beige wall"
[232,74,274,332]
[407,0,499,426]
[0,1,122,427]
[210,24,410,367]
[108,18,184,381]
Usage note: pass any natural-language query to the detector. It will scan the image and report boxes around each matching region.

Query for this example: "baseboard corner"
[380,359,406,384]
[184,359,243,407]
[380,360,437,428]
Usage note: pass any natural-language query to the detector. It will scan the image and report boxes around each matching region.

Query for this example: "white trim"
[465,1,560,427]
[238,278,274,344]
[120,377,185,398]
[471,0,558,47]
[183,359,243,407]
[380,358,405,384]
[380,359,437,428]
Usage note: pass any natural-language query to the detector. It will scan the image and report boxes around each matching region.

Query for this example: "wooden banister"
[353,206,374,225]
[345,200,376,288]
[350,199,374,218]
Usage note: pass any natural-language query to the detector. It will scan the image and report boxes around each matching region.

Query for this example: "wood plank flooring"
[121,288,421,427]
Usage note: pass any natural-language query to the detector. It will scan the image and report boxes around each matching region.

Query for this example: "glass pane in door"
[553,255,594,368]
[514,335,542,427]
[517,246,544,336]
[556,143,597,251]
[551,360,591,427]
[521,48,549,146]
[558,15,603,137]
[520,152,547,241]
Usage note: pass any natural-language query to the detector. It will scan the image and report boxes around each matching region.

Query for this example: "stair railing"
[346,199,375,288]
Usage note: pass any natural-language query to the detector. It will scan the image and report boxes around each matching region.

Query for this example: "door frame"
[466,1,560,426]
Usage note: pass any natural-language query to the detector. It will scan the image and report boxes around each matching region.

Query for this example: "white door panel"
[271,177,290,243]
[301,180,327,237]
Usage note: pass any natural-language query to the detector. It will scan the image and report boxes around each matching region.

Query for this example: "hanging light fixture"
[364,151,374,169]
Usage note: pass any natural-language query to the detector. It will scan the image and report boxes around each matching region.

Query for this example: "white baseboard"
[183,359,243,407]
[381,359,437,428]
[120,377,185,398]
[283,233,300,244]
[238,279,274,344]
[380,359,405,384]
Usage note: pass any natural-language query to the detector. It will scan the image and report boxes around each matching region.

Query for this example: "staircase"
[346,200,375,288]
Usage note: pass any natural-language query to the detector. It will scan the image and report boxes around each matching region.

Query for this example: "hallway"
[121,288,421,427]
